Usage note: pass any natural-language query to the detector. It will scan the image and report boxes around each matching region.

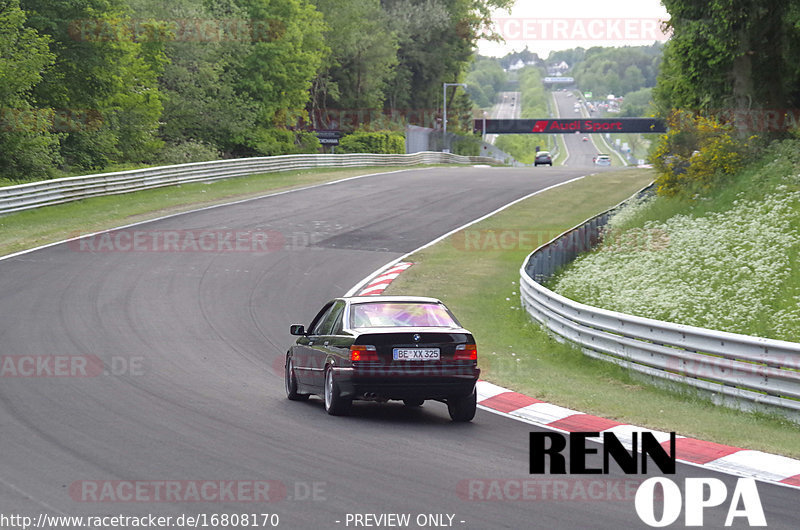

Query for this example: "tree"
[236,0,327,127]
[381,0,513,121]
[129,0,260,156]
[311,0,397,125]
[621,87,654,117]
[465,56,507,108]
[0,0,60,179]
[130,0,327,158]
[655,0,800,118]
[21,0,164,169]
[570,45,662,98]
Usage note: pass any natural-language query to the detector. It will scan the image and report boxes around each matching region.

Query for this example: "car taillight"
[454,344,477,360]
[350,345,378,361]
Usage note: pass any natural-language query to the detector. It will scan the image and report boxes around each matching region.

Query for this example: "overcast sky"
[477,0,671,58]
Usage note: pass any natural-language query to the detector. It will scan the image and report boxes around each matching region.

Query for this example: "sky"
[477,0,671,59]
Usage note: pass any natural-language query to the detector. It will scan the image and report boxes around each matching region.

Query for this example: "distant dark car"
[534,151,552,166]
[285,296,480,421]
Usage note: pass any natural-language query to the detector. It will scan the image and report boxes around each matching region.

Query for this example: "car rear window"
[350,303,459,328]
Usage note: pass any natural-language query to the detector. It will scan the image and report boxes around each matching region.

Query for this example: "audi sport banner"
[475,118,666,134]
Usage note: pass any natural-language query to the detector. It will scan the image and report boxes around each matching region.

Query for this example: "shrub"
[338,131,405,154]
[652,110,752,196]
[450,133,482,156]
[244,129,321,156]
[157,140,221,165]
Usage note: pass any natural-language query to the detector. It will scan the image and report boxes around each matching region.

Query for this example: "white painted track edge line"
[344,175,586,297]
[0,168,430,263]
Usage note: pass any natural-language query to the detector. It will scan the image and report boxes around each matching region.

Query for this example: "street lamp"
[443,82,467,152]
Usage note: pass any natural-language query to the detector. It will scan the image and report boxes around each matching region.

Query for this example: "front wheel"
[324,367,352,416]
[285,356,309,401]
[447,388,476,422]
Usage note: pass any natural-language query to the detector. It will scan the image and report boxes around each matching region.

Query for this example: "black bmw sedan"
[285,296,480,421]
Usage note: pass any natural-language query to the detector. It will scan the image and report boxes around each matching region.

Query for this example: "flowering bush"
[652,110,751,196]
[550,187,800,341]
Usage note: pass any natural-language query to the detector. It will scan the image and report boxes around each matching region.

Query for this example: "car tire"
[447,388,476,422]
[403,398,424,407]
[324,367,351,416]
[285,356,309,401]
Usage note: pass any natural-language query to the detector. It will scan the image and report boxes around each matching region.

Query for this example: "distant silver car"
[593,154,611,166]
[534,151,552,166]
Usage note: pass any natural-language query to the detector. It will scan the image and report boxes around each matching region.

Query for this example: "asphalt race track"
[552,91,610,167]
[0,167,796,529]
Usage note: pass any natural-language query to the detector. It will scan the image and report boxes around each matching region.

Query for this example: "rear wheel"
[285,357,309,401]
[324,367,351,416]
[403,398,424,407]
[447,388,476,422]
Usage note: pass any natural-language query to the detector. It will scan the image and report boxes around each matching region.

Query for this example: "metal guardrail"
[0,152,501,215]
[519,189,800,420]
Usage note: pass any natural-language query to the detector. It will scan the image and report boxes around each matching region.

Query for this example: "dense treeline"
[550,44,661,100]
[0,0,511,181]
[655,0,800,117]
[649,1,800,195]
[464,56,507,108]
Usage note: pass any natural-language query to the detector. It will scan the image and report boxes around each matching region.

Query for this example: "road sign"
[474,118,666,134]
[315,130,342,146]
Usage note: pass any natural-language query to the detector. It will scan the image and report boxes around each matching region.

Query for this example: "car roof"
[340,295,445,305]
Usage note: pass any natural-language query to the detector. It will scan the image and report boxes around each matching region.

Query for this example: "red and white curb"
[349,245,800,490]
[357,262,413,296]
[477,380,800,489]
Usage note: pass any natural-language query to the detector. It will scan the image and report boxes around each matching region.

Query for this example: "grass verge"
[0,166,421,257]
[384,167,800,458]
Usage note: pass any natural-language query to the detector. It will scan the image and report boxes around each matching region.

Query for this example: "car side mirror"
[290,324,306,336]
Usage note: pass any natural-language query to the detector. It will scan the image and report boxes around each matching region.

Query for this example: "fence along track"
[519,186,800,422]
[0,152,500,215]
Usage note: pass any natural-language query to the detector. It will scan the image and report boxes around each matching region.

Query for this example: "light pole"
[443,82,467,152]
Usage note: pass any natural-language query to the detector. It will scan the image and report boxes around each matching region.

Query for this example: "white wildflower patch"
[551,189,800,341]
[606,193,655,231]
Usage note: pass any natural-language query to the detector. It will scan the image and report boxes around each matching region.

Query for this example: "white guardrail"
[519,193,800,421]
[0,152,501,215]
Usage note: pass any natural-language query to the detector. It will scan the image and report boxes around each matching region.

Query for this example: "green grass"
[384,167,800,458]
[554,139,800,344]
[0,166,419,257]
[606,133,657,162]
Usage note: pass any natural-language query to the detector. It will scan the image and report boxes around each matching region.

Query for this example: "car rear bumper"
[331,365,479,401]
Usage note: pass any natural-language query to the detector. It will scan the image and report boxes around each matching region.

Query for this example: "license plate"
[392,348,440,361]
